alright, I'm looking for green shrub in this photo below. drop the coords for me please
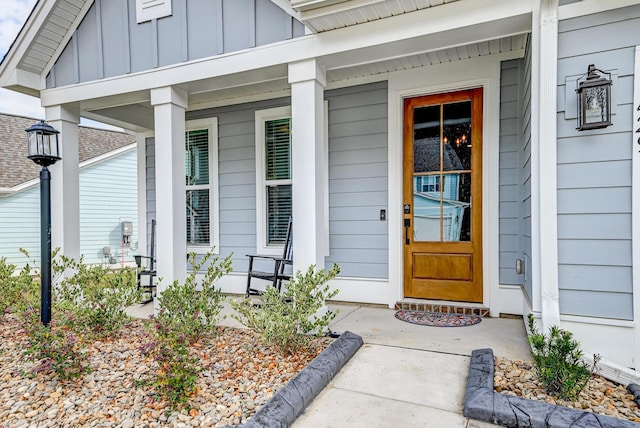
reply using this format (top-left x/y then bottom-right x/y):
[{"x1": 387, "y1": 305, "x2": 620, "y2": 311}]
[
  {"x1": 0, "y1": 256, "x2": 39, "y2": 314},
  {"x1": 231, "y1": 264, "x2": 340, "y2": 355},
  {"x1": 52, "y1": 253, "x2": 140, "y2": 338},
  {"x1": 527, "y1": 314, "x2": 599, "y2": 400},
  {"x1": 22, "y1": 310, "x2": 90, "y2": 380},
  {"x1": 140, "y1": 320, "x2": 202, "y2": 409},
  {"x1": 140, "y1": 251, "x2": 230, "y2": 408},
  {"x1": 155, "y1": 251, "x2": 232, "y2": 343}
]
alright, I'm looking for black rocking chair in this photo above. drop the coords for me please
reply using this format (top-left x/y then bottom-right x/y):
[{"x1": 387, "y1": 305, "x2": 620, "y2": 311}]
[
  {"x1": 245, "y1": 218, "x2": 293, "y2": 297},
  {"x1": 134, "y1": 219, "x2": 157, "y2": 304}
]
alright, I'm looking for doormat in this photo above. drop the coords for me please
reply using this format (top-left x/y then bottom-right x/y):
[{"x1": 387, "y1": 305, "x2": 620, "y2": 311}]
[{"x1": 394, "y1": 310, "x2": 482, "y2": 327}]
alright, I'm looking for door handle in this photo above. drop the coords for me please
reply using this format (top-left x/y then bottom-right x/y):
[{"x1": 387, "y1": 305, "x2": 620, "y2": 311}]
[{"x1": 404, "y1": 218, "x2": 410, "y2": 245}]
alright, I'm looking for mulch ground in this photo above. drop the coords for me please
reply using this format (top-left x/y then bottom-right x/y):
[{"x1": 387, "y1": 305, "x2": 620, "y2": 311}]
[
  {"x1": 494, "y1": 355, "x2": 640, "y2": 423},
  {"x1": 0, "y1": 314, "x2": 331, "y2": 427}
]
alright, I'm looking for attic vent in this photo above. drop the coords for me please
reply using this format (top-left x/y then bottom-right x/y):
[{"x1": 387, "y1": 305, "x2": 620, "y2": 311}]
[{"x1": 136, "y1": 0, "x2": 172, "y2": 23}]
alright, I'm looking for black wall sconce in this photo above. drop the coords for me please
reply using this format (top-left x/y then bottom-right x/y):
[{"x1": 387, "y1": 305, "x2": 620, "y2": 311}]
[{"x1": 576, "y1": 64, "x2": 612, "y2": 131}]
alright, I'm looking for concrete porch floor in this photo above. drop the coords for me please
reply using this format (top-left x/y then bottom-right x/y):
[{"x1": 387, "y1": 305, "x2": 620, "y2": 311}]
[{"x1": 126, "y1": 301, "x2": 531, "y2": 427}]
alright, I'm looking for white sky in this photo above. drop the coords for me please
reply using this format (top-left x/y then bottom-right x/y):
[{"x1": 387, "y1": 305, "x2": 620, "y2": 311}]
[{"x1": 0, "y1": 0, "x2": 120, "y2": 130}]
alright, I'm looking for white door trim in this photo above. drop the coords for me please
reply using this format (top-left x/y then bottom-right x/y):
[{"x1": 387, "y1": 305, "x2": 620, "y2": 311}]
[
  {"x1": 388, "y1": 54, "x2": 506, "y2": 314},
  {"x1": 632, "y1": 45, "x2": 640, "y2": 371}
]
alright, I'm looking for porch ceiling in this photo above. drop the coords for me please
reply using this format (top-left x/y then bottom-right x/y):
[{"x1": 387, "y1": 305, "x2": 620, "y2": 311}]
[
  {"x1": 81, "y1": 33, "x2": 526, "y2": 132},
  {"x1": 290, "y1": 0, "x2": 461, "y2": 33}
]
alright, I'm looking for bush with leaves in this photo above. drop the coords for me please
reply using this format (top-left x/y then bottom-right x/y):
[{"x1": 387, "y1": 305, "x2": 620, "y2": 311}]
[
  {"x1": 51, "y1": 252, "x2": 140, "y2": 338},
  {"x1": 0, "y1": 255, "x2": 39, "y2": 314},
  {"x1": 22, "y1": 310, "x2": 90, "y2": 380},
  {"x1": 140, "y1": 251, "x2": 230, "y2": 408},
  {"x1": 155, "y1": 252, "x2": 232, "y2": 343},
  {"x1": 527, "y1": 314, "x2": 599, "y2": 400},
  {"x1": 140, "y1": 319, "x2": 202, "y2": 409},
  {"x1": 231, "y1": 264, "x2": 340, "y2": 355}
]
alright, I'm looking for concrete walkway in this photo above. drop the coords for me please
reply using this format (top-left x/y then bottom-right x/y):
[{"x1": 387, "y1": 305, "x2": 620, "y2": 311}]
[
  {"x1": 127, "y1": 301, "x2": 531, "y2": 427},
  {"x1": 293, "y1": 304, "x2": 531, "y2": 428}
]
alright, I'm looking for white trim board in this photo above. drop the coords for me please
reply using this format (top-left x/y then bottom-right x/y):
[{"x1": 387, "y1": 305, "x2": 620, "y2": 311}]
[
  {"x1": 136, "y1": 133, "x2": 150, "y2": 255},
  {"x1": 632, "y1": 45, "x2": 640, "y2": 371}
]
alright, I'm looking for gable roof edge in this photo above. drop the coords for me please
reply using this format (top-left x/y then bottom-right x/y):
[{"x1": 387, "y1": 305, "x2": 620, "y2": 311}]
[
  {"x1": 0, "y1": 0, "x2": 94, "y2": 95},
  {"x1": 0, "y1": 142, "x2": 136, "y2": 197}
]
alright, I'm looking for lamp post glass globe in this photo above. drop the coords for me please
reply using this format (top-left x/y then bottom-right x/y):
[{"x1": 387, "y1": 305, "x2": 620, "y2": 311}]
[{"x1": 26, "y1": 120, "x2": 61, "y2": 167}]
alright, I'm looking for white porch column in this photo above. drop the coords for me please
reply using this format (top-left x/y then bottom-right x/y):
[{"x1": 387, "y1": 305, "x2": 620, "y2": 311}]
[
  {"x1": 150, "y1": 86, "x2": 187, "y2": 293},
  {"x1": 531, "y1": 0, "x2": 561, "y2": 332},
  {"x1": 288, "y1": 59, "x2": 326, "y2": 272},
  {"x1": 45, "y1": 105, "x2": 80, "y2": 261}
]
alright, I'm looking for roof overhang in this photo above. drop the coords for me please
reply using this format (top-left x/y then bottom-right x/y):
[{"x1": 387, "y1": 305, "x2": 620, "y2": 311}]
[
  {"x1": 2, "y1": 0, "x2": 531, "y2": 131},
  {"x1": 290, "y1": 0, "x2": 461, "y2": 33},
  {"x1": 0, "y1": 0, "x2": 93, "y2": 96}
]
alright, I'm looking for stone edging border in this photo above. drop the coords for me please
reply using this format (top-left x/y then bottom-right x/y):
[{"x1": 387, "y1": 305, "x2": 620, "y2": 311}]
[
  {"x1": 463, "y1": 348, "x2": 640, "y2": 428},
  {"x1": 237, "y1": 331, "x2": 364, "y2": 428}
]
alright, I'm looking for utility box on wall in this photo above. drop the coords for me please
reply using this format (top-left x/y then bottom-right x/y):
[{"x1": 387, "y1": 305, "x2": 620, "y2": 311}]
[
  {"x1": 121, "y1": 220, "x2": 133, "y2": 238},
  {"x1": 121, "y1": 220, "x2": 133, "y2": 247}
]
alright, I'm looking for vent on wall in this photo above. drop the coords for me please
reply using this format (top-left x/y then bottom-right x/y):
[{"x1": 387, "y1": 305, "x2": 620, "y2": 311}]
[{"x1": 136, "y1": 0, "x2": 172, "y2": 24}]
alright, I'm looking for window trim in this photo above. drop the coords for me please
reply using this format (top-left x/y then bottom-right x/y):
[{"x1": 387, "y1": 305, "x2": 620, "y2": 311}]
[
  {"x1": 255, "y1": 106, "x2": 292, "y2": 255},
  {"x1": 186, "y1": 118, "x2": 219, "y2": 254}
]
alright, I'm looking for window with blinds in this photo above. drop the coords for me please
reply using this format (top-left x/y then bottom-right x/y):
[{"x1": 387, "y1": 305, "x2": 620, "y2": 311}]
[
  {"x1": 264, "y1": 118, "x2": 292, "y2": 245},
  {"x1": 185, "y1": 129, "x2": 210, "y2": 246}
]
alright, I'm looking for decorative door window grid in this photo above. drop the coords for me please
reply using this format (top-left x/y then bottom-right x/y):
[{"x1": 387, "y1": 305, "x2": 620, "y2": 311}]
[{"x1": 412, "y1": 101, "x2": 472, "y2": 242}]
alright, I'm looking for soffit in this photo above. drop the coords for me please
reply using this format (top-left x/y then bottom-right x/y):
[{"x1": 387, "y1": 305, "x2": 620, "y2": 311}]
[
  {"x1": 290, "y1": 0, "x2": 461, "y2": 33},
  {"x1": 18, "y1": 0, "x2": 90, "y2": 75},
  {"x1": 82, "y1": 33, "x2": 526, "y2": 131},
  {"x1": 327, "y1": 34, "x2": 527, "y2": 81}
]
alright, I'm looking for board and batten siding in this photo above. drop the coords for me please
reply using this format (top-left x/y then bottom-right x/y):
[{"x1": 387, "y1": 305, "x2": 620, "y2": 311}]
[
  {"x1": 0, "y1": 148, "x2": 138, "y2": 267},
  {"x1": 46, "y1": 0, "x2": 305, "y2": 88},
  {"x1": 325, "y1": 82, "x2": 389, "y2": 278},
  {"x1": 555, "y1": 5, "x2": 640, "y2": 320},
  {"x1": 143, "y1": 82, "x2": 388, "y2": 278}
]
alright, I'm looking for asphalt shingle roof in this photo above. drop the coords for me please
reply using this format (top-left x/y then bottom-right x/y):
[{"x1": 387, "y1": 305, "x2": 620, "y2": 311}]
[{"x1": 0, "y1": 113, "x2": 136, "y2": 189}]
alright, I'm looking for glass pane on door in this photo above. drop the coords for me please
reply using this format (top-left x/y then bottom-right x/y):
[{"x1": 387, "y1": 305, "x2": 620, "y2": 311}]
[{"x1": 412, "y1": 101, "x2": 472, "y2": 242}]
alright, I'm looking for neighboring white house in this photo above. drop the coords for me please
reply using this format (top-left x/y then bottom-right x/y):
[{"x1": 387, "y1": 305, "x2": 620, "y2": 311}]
[
  {"x1": 0, "y1": 113, "x2": 138, "y2": 267},
  {"x1": 1, "y1": 0, "x2": 640, "y2": 382}
]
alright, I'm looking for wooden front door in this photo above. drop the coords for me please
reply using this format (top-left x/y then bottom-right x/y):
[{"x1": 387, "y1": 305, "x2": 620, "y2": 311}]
[{"x1": 403, "y1": 88, "x2": 483, "y2": 302}]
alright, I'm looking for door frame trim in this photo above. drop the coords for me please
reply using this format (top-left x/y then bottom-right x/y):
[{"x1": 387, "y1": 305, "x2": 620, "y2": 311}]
[{"x1": 387, "y1": 55, "x2": 505, "y2": 316}]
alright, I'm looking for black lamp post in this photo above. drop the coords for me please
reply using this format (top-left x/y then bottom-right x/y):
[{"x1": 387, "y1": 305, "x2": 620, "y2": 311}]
[{"x1": 25, "y1": 120, "x2": 61, "y2": 326}]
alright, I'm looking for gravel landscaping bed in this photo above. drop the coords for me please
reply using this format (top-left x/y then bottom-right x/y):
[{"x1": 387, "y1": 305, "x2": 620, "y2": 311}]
[
  {"x1": 0, "y1": 314, "x2": 332, "y2": 428},
  {"x1": 494, "y1": 355, "x2": 640, "y2": 424}
]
